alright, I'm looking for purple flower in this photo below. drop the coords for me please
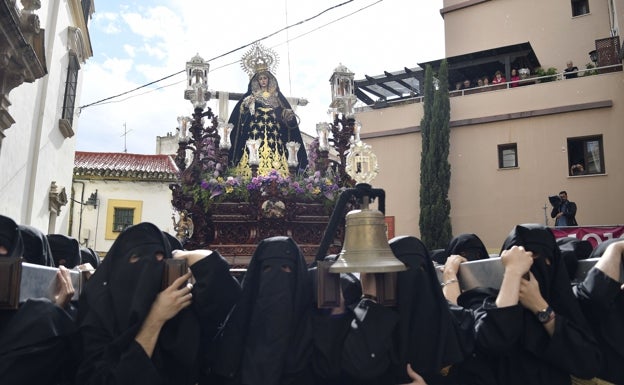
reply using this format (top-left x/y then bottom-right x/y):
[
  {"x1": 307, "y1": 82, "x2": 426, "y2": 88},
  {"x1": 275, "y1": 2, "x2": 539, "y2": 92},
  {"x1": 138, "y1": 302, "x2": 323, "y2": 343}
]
[{"x1": 210, "y1": 187, "x2": 223, "y2": 199}]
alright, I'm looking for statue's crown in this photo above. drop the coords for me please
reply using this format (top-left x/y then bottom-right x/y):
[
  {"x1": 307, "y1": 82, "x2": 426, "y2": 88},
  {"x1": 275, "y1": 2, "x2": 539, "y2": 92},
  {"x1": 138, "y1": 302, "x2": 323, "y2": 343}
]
[{"x1": 241, "y1": 43, "x2": 279, "y2": 78}]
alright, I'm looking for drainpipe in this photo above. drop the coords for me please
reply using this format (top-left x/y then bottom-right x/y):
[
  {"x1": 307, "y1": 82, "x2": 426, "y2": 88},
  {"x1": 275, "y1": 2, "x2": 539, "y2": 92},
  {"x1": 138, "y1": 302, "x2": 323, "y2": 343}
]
[
  {"x1": 69, "y1": 181, "x2": 86, "y2": 239},
  {"x1": 607, "y1": 0, "x2": 617, "y2": 37}
]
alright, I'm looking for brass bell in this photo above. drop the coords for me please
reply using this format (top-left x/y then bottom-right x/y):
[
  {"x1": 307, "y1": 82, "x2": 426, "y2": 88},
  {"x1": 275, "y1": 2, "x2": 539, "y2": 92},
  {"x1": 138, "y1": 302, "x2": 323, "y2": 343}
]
[{"x1": 329, "y1": 207, "x2": 407, "y2": 273}]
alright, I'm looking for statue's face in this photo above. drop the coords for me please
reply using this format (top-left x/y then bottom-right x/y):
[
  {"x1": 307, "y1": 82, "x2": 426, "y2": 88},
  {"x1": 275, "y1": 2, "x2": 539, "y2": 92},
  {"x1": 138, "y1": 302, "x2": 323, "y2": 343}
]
[{"x1": 258, "y1": 74, "x2": 269, "y2": 88}]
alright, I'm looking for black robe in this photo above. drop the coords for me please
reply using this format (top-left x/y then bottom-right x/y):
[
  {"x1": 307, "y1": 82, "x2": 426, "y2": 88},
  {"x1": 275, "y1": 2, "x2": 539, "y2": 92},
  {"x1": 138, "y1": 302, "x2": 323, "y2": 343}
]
[
  {"x1": 457, "y1": 224, "x2": 601, "y2": 385},
  {"x1": 574, "y1": 263, "x2": 624, "y2": 384},
  {"x1": 316, "y1": 236, "x2": 472, "y2": 384},
  {"x1": 308, "y1": 254, "x2": 363, "y2": 385},
  {"x1": 76, "y1": 222, "x2": 241, "y2": 385},
  {"x1": 212, "y1": 236, "x2": 314, "y2": 385},
  {"x1": 0, "y1": 216, "x2": 79, "y2": 385}
]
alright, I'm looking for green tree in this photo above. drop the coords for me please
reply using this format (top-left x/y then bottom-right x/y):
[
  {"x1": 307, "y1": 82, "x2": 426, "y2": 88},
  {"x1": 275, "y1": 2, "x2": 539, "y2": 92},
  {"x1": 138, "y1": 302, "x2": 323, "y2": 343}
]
[{"x1": 419, "y1": 60, "x2": 452, "y2": 249}]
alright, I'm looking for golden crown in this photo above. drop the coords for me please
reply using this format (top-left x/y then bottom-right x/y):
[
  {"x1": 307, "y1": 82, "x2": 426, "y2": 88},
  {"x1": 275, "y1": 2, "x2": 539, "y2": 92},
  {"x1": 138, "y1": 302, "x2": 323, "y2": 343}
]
[{"x1": 240, "y1": 43, "x2": 279, "y2": 78}]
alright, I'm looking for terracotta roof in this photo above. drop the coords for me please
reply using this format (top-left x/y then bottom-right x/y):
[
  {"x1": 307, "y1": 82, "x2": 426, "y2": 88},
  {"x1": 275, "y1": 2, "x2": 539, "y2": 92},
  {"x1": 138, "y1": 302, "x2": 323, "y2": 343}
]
[{"x1": 74, "y1": 151, "x2": 179, "y2": 181}]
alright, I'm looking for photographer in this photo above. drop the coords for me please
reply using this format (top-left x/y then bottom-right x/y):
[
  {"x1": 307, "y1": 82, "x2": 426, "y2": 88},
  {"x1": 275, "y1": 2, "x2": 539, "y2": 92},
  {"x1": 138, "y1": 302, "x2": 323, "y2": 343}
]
[{"x1": 550, "y1": 191, "x2": 578, "y2": 227}]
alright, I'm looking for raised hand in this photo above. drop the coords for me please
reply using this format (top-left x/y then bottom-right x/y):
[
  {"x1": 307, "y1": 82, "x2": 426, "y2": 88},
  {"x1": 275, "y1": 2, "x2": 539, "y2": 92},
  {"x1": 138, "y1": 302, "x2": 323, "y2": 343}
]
[
  {"x1": 149, "y1": 271, "x2": 194, "y2": 324},
  {"x1": 135, "y1": 271, "x2": 193, "y2": 357}
]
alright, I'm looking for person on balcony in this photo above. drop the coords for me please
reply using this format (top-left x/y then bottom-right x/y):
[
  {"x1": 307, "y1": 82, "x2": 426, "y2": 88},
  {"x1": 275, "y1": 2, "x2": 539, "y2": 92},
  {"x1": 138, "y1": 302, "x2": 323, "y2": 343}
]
[
  {"x1": 550, "y1": 190, "x2": 578, "y2": 227},
  {"x1": 510, "y1": 68, "x2": 520, "y2": 87},
  {"x1": 564, "y1": 61, "x2": 579, "y2": 79},
  {"x1": 491, "y1": 70, "x2": 506, "y2": 85}
]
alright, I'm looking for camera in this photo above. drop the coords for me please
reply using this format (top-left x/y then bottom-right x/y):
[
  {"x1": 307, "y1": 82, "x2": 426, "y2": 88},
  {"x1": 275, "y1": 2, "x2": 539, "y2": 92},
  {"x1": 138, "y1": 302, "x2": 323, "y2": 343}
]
[{"x1": 548, "y1": 195, "x2": 562, "y2": 207}]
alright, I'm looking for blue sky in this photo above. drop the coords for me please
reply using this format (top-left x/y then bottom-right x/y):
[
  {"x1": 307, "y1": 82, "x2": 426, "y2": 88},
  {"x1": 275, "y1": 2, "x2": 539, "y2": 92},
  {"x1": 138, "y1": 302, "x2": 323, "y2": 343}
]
[{"x1": 76, "y1": 0, "x2": 445, "y2": 154}]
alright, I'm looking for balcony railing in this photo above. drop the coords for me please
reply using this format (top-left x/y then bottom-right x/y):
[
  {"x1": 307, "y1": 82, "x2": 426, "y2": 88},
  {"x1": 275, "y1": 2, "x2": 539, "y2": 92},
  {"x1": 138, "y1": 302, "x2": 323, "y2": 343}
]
[{"x1": 450, "y1": 63, "x2": 623, "y2": 97}]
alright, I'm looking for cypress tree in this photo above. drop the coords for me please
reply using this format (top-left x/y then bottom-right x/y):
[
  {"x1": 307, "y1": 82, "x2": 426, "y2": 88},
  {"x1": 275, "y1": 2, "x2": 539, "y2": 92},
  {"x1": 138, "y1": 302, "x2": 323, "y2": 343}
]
[{"x1": 419, "y1": 60, "x2": 452, "y2": 249}]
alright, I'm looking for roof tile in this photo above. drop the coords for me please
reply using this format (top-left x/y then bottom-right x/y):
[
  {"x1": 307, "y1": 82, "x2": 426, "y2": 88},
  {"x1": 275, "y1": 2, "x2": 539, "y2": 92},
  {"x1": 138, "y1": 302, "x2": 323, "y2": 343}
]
[{"x1": 74, "y1": 151, "x2": 179, "y2": 181}]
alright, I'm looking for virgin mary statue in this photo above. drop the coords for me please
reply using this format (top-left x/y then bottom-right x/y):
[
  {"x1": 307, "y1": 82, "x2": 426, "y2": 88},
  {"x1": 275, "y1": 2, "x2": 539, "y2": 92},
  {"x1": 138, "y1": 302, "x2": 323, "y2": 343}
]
[{"x1": 228, "y1": 43, "x2": 308, "y2": 176}]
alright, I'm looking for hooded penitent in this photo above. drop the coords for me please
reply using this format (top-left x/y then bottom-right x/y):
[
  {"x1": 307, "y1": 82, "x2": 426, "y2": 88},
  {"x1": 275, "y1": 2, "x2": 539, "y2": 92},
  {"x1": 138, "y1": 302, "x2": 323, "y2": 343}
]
[
  {"x1": 47, "y1": 234, "x2": 82, "y2": 268},
  {"x1": 0, "y1": 214, "x2": 23, "y2": 259},
  {"x1": 501, "y1": 224, "x2": 572, "y2": 305},
  {"x1": 0, "y1": 218, "x2": 78, "y2": 384},
  {"x1": 556, "y1": 236, "x2": 593, "y2": 281},
  {"x1": 213, "y1": 236, "x2": 313, "y2": 385},
  {"x1": 484, "y1": 223, "x2": 601, "y2": 383},
  {"x1": 77, "y1": 222, "x2": 203, "y2": 385},
  {"x1": 446, "y1": 233, "x2": 490, "y2": 262},
  {"x1": 17, "y1": 225, "x2": 54, "y2": 267},
  {"x1": 390, "y1": 236, "x2": 469, "y2": 382},
  {"x1": 575, "y1": 237, "x2": 624, "y2": 384},
  {"x1": 79, "y1": 246, "x2": 100, "y2": 269}
]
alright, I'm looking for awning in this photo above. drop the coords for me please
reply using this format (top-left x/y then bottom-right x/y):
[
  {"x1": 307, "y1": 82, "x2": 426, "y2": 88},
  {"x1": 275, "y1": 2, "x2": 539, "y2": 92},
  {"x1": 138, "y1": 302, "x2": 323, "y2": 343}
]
[
  {"x1": 418, "y1": 42, "x2": 541, "y2": 86},
  {"x1": 354, "y1": 67, "x2": 425, "y2": 106}
]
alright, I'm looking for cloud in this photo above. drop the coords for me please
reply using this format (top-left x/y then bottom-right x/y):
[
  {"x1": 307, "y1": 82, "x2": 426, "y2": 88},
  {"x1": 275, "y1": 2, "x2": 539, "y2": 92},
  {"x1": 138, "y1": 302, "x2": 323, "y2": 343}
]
[
  {"x1": 92, "y1": 12, "x2": 122, "y2": 34},
  {"x1": 77, "y1": 0, "x2": 446, "y2": 155},
  {"x1": 100, "y1": 57, "x2": 133, "y2": 78},
  {"x1": 123, "y1": 44, "x2": 136, "y2": 58},
  {"x1": 141, "y1": 43, "x2": 167, "y2": 60}
]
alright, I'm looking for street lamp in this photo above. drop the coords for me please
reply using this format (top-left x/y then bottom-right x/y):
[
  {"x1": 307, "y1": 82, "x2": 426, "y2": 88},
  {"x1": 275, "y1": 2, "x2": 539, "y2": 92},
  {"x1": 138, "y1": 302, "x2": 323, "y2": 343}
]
[{"x1": 589, "y1": 50, "x2": 598, "y2": 65}]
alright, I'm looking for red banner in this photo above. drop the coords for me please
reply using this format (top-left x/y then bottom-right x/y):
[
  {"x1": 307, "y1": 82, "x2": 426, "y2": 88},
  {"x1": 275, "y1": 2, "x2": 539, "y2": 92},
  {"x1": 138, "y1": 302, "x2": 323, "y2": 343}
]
[{"x1": 551, "y1": 226, "x2": 624, "y2": 248}]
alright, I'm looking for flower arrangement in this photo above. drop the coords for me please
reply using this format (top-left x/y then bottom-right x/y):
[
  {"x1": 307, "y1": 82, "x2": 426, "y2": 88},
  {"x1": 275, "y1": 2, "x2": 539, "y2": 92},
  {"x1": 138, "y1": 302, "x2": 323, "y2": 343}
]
[{"x1": 193, "y1": 168, "x2": 344, "y2": 211}]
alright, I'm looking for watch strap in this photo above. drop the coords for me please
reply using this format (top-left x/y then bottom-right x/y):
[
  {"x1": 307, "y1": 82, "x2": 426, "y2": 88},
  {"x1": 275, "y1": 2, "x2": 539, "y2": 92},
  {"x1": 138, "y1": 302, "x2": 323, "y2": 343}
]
[{"x1": 537, "y1": 306, "x2": 555, "y2": 323}]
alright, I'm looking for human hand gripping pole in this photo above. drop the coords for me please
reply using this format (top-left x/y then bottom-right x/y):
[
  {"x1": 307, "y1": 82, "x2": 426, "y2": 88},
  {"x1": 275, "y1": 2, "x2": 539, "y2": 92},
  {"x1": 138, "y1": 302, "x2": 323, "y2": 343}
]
[{"x1": 135, "y1": 271, "x2": 193, "y2": 357}]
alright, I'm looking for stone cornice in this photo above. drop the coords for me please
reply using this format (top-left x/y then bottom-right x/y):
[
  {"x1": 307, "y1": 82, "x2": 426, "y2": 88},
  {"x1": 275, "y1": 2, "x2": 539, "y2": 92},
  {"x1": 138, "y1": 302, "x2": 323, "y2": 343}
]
[
  {"x1": 68, "y1": 0, "x2": 93, "y2": 59},
  {"x1": 0, "y1": 0, "x2": 47, "y2": 131}
]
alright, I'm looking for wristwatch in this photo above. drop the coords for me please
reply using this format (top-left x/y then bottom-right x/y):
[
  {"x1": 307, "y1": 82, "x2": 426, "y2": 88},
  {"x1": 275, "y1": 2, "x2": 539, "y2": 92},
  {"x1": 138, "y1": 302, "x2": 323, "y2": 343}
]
[{"x1": 536, "y1": 306, "x2": 555, "y2": 323}]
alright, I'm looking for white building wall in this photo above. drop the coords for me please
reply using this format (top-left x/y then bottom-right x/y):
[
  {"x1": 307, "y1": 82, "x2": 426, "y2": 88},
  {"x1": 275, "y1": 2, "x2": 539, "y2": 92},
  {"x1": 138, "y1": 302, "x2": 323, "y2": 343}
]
[
  {"x1": 70, "y1": 179, "x2": 176, "y2": 255},
  {"x1": 0, "y1": 1, "x2": 90, "y2": 234}
]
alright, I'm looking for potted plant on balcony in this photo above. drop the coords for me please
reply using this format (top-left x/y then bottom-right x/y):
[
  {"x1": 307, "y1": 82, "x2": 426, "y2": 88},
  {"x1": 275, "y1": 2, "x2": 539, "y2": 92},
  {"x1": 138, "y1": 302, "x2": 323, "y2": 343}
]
[
  {"x1": 535, "y1": 67, "x2": 558, "y2": 82},
  {"x1": 583, "y1": 63, "x2": 598, "y2": 76}
]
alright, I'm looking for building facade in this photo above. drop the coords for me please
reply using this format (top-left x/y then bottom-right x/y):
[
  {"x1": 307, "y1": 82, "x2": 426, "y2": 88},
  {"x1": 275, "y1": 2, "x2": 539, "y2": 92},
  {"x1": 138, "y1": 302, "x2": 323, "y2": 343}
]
[
  {"x1": 356, "y1": 0, "x2": 624, "y2": 250},
  {"x1": 0, "y1": 0, "x2": 94, "y2": 233},
  {"x1": 72, "y1": 151, "x2": 179, "y2": 255}
]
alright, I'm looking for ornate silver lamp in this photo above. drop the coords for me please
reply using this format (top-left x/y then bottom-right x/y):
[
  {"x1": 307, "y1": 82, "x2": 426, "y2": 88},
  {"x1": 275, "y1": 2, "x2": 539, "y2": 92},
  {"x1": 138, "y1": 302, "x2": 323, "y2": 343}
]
[
  {"x1": 217, "y1": 119, "x2": 233, "y2": 150},
  {"x1": 184, "y1": 54, "x2": 210, "y2": 110},
  {"x1": 329, "y1": 63, "x2": 357, "y2": 117}
]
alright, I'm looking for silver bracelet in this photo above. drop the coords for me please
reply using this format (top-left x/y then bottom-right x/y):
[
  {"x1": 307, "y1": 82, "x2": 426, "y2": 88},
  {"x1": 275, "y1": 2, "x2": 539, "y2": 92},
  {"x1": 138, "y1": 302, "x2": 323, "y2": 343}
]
[{"x1": 440, "y1": 278, "x2": 458, "y2": 287}]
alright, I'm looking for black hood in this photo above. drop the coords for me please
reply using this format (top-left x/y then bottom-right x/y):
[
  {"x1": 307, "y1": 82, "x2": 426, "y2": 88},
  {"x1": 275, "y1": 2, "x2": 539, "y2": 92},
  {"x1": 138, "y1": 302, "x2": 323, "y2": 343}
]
[
  {"x1": 47, "y1": 234, "x2": 82, "y2": 268},
  {"x1": 18, "y1": 225, "x2": 54, "y2": 266},
  {"x1": 0, "y1": 214, "x2": 24, "y2": 259}
]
